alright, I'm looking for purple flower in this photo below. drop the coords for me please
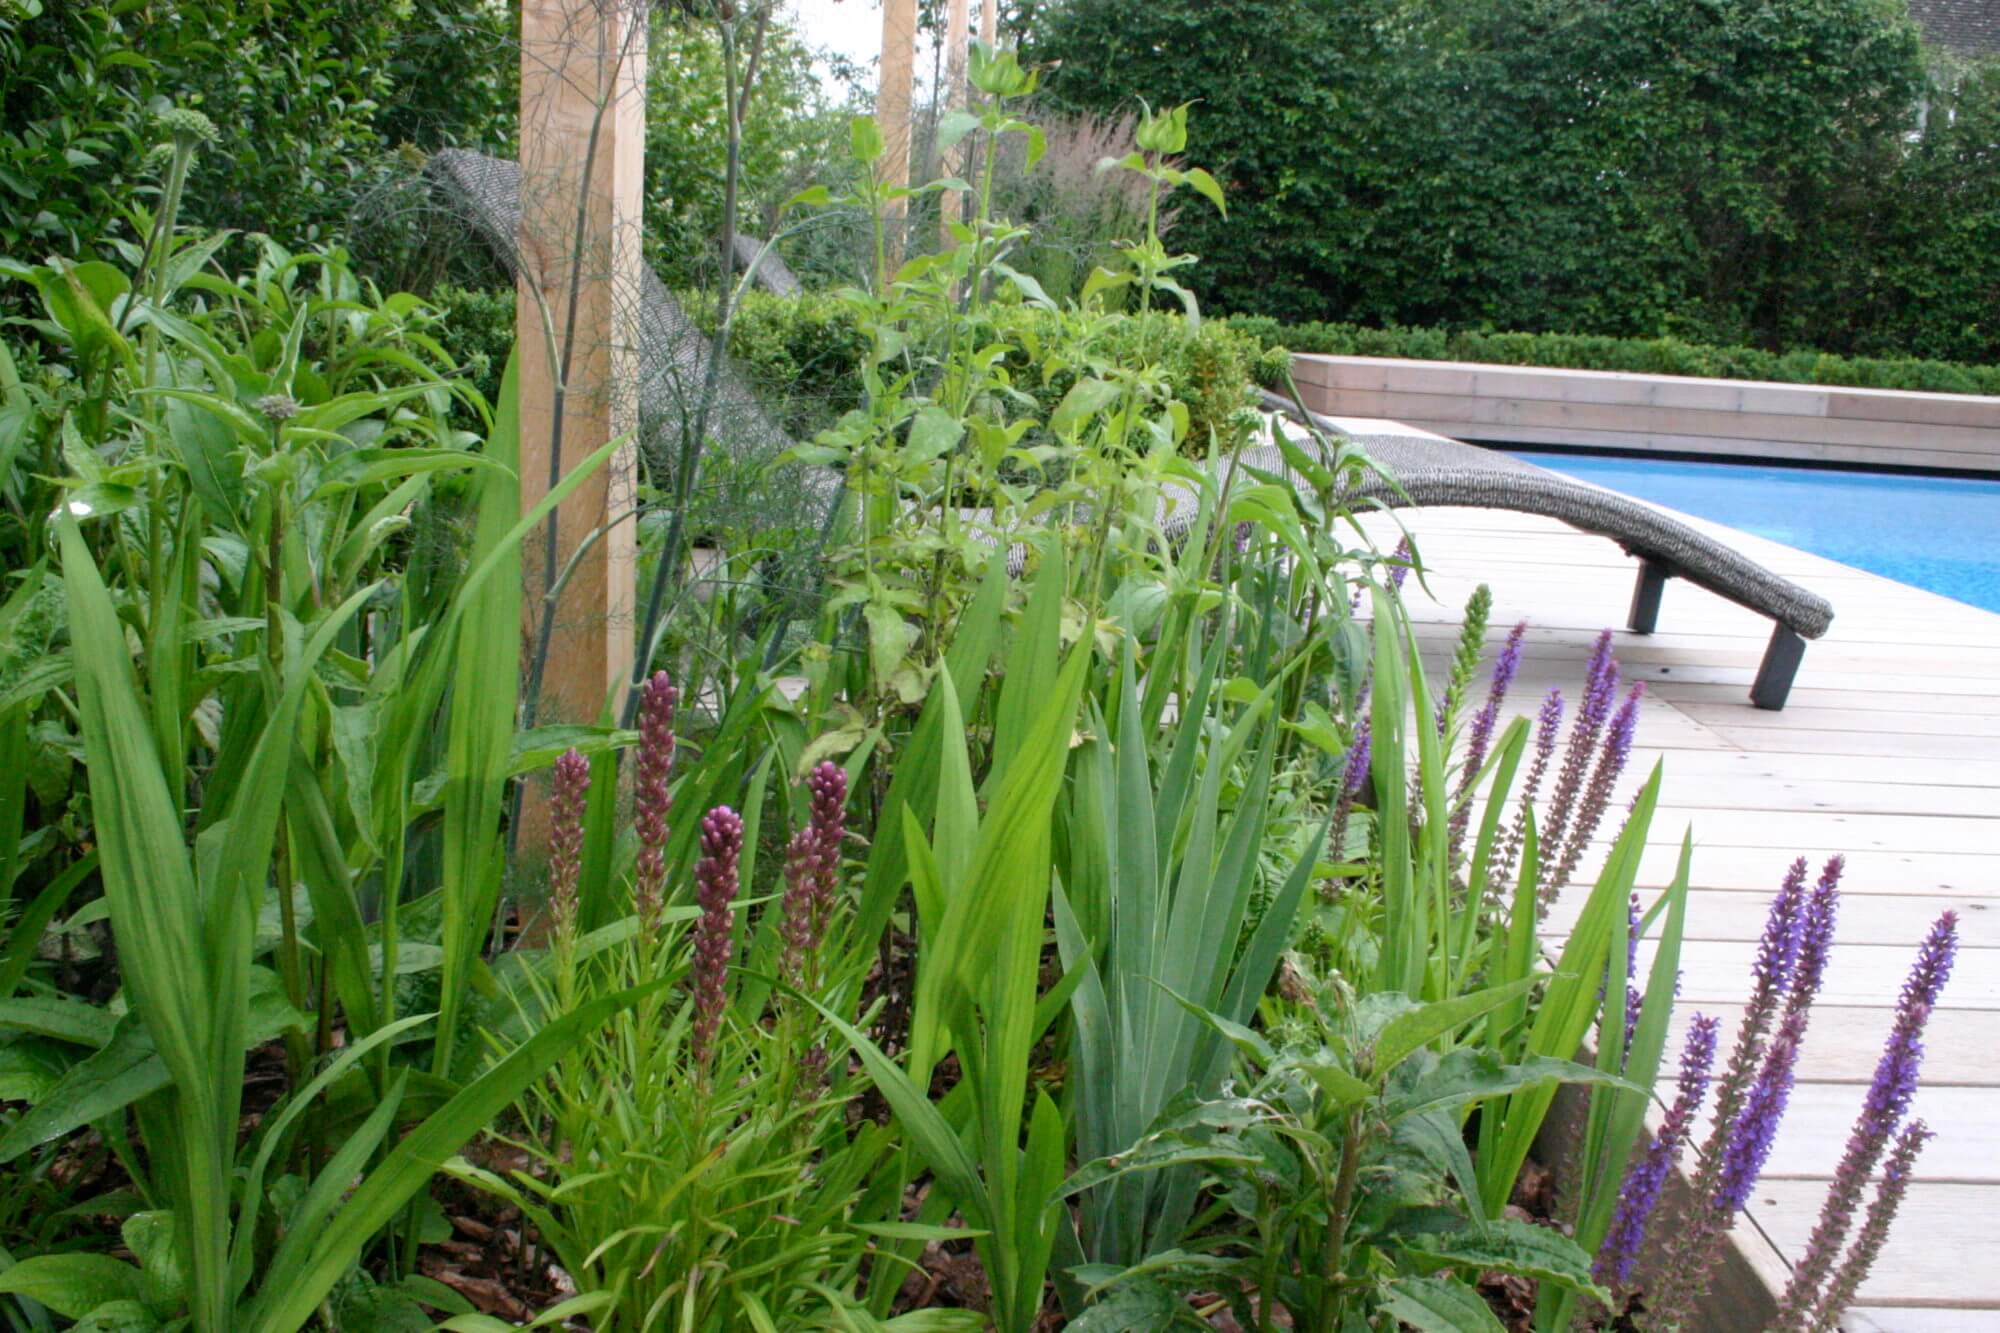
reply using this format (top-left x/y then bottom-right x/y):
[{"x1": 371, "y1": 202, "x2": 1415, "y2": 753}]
[
  {"x1": 805, "y1": 761, "x2": 848, "y2": 921},
  {"x1": 547, "y1": 748, "x2": 591, "y2": 936},
  {"x1": 1547, "y1": 681, "x2": 1644, "y2": 899},
  {"x1": 1775, "y1": 911, "x2": 1957, "y2": 1323},
  {"x1": 1329, "y1": 713, "x2": 1372, "y2": 858},
  {"x1": 690, "y1": 805, "x2": 744, "y2": 1072},
  {"x1": 1596, "y1": 1013, "x2": 1720, "y2": 1287},
  {"x1": 1785, "y1": 856, "x2": 1843, "y2": 1022},
  {"x1": 1449, "y1": 621, "x2": 1528, "y2": 859},
  {"x1": 1387, "y1": 536, "x2": 1413, "y2": 590},
  {"x1": 1542, "y1": 633, "x2": 1619, "y2": 889},
  {"x1": 1811, "y1": 1120, "x2": 1933, "y2": 1328},
  {"x1": 1493, "y1": 687, "x2": 1563, "y2": 891},
  {"x1": 633, "y1": 670, "x2": 679, "y2": 926},
  {"x1": 1656, "y1": 859, "x2": 1810, "y2": 1324},
  {"x1": 1715, "y1": 1006, "x2": 1808, "y2": 1214},
  {"x1": 781, "y1": 761, "x2": 849, "y2": 993}
]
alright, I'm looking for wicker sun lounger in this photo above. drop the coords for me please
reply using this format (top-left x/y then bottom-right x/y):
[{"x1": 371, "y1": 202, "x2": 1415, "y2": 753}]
[{"x1": 1256, "y1": 392, "x2": 1833, "y2": 710}]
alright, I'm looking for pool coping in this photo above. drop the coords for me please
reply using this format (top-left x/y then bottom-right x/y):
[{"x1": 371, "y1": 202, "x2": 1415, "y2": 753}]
[{"x1": 1292, "y1": 354, "x2": 2000, "y2": 476}]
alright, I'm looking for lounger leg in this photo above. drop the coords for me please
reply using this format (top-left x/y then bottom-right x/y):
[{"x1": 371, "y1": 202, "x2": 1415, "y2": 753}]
[
  {"x1": 1628, "y1": 559, "x2": 1669, "y2": 635},
  {"x1": 1751, "y1": 625, "x2": 1806, "y2": 711}
]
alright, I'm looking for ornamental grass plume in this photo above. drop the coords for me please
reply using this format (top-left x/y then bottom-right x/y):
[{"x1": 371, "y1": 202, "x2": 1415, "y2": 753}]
[
  {"x1": 1545, "y1": 681, "x2": 1644, "y2": 898},
  {"x1": 690, "y1": 805, "x2": 744, "y2": 1074},
  {"x1": 1539, "y1": 631, "x2": 1618, "y2": 886},
  {"x1": 1773, "y1": 910, "x2": 1958, "y2": 1330},
  {"x1": 1447, "y1": 619, "x2": 1526, "y2": 860},
  {"x1": 633, "y1": 670, "x2": 679, "y2": 926},
  {"x1": 547, "y1": 748, "x2": 591, "y2": 938},
  {"x1": 1492, "y1": 687, "x2": 1563, "y2": 889},
  {"x1": 1595, "y1": 1013, "x2": 1720, "y2": 1289}
]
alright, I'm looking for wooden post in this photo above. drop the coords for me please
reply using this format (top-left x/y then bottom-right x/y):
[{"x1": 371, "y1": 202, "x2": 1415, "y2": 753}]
[
  {"x1": 878, "y1": 0, "x2": 916, "y2": 265},
  {"x1": 939, "y1": 0, "x2": 971, "y2": 247},
  {"x1": 516, "y1": 0, "x2": 644, "y2": 736},
  {"x1": 981, "y1": 0, "x2": 996, "y2": 45}
]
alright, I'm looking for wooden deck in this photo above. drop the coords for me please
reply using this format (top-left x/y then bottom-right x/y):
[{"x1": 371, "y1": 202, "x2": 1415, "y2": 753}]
[{"x1": 1350, "y1": 450, "x2": 1999, "y2": 1329}]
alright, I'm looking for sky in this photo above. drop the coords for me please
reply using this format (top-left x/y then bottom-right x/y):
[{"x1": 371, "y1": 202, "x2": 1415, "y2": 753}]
[{"x1": 784, "y1": 0, "x2": 888, "y2": 92}]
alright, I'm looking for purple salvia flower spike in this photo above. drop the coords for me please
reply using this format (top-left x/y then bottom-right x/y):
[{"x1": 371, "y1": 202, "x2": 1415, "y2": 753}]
[
  {"x1": 1810, "y1": 1120, "x2": 1933, "y2": 1329},
  {"x1": 1655, "y1": 859, "x2": 1809, "y2": 1327},
  {"x1": 1387, "y1": 536, "x2": 1412, "y2": 591},
  {"x1": 1541, "y1": 632, "x2": 1618, "y2": 895},
  {"x1": 633, "y1": 670, "x2": 679, "y2": 927},
  {"x1": 1784, "y1": 855, "x2": 1843, "y2": 1023},
  {"x1": 1449, "y1": 621, "x2": 1527, "y2": 859},
  {"x1": 1328, "y1": 714, "x2": 1372, "y2": 861},
  {"x1": 1775, "y1": 911, "x2": 1957, "y2": 1327},
  {"x1": 1596, "y1": 1013, "x2": 1720, "y2": 1288},
  {"x1": 1715, "y1": 1006, "x2": 1808, "y2": 1214},
  {"x1": 547, "y1": 748, "x2": 591, "y2": 938},
  {"x1": 1547, "y1": 681, "x2": 1645, "y2": 900},
  {"x1": 1493, "y1": 687, "x2": 1563, "y2": 891},
  {"x1": 690, "y1": 805, "x2": 744, "y2": 1073}
]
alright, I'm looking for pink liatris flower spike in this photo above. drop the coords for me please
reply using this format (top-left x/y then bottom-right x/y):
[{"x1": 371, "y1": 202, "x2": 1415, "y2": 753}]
[
  {"x1": 782, "y1": 761, "x2": 849, "y2": 996},
  {"x1": 633, "y1": 670, "x2": 679, "y2": 926},
  {"x1": 548, "y1": 748, "x2": 591, "y2": 937},
  {"x1": 690, "y1": 805, "x2": 743, "y2": 1073}
]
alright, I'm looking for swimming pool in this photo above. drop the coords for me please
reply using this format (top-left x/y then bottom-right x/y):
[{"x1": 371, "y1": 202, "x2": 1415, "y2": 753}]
[{"x1": 1509, "y1": 450, "x2": 2000, "y2": 615}]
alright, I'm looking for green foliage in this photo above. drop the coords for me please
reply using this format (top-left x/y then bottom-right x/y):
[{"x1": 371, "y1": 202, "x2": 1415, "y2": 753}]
[
  {"x1": 0, "y1": 1, "x2": 513, "y2": 285},
  {"x1": 473, "y1": 834, "x2": 899, "y2": 1329},
  {"x1": 1062, "y1": 966, "x2": 1621, "y2": 1331},
  {"x1": 1030, "y1": 0, "x2": 2000, "y2": 363},
  {"x1": 642, "y1": 11, "x2": 844, "y2": 288},
  {"x1": 710, "y1": 288, "x2": 1284, "y2": 452},
  {"x1": 1229, "y1": 314, "x2": 2000, "y2": 397}
]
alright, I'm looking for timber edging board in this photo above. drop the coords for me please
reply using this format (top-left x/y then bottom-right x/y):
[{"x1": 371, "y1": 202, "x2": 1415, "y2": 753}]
[{"x1": 1291, "y1": 354, "x2": 2000, "y2": 474}]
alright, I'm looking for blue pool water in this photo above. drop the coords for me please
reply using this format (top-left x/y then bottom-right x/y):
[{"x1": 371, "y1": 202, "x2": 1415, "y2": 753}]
[{"x1": 1511, "y1": 451, "x2": 2000, "y2": 614}]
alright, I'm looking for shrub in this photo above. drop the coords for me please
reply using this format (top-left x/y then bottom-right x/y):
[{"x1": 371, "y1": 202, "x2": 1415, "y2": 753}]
[
  {"x1": 713, "y1": 289, "x2": 1284, "y2": 452},
  {"x1": 1232, "y1": 316, "x2": 2000, "y2": 398}
]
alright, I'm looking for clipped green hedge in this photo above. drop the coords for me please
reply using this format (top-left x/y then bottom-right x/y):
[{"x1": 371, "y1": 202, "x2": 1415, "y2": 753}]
[{"x1": 1227, "y1": 316, "x2": 2000, "y2": 398}]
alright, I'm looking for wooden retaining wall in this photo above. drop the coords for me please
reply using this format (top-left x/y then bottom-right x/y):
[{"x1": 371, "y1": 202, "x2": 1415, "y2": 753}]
[{"x1": 1291, "y1": 354, "x2": 2000, "y2": 474}]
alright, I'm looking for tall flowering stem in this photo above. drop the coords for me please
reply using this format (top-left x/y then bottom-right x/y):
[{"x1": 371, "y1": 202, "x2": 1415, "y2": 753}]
[
  {"x1": 1492, "y1": 687, "x2": 1562, "y2": 890},
  {"x1": 1328, "y1": 713, "x2": 1371, "y2": 861},
  {"x1": 1386, "y1": 536, "x2": 1413, "y2": 592},
  {"x1": 1546, "y1": 681, "x2": 1644, "y2": 899},
  {"x1": 1812, "y1": 1120, "x2": 1932, "y2": 1328},
  {"x1": 1774, "y1": 911, "x2": 1958, "y2": 1329},
  {"x1": 1540, "y1": 631, "x2": 1617, "y2": 886},
  {"x1": 1785, "y1": 856, "x2": 1843, "y2": 1023},
  {"x1": 781, "y1": 762, "x2": 849, "y2": 995},
  {"x1": 632, "y1": 670, "x2": 679, "y2": 928},
  {"x1": 1653, "y1": 860, "x2": 1807, "y2": 1327},
  {"x1": 1448, "y1": 620, "x2": 1525, "y2": 861},
  {"x1": 1714, "y1": 1005, "x2": 1808, "y2": 1214},
  {"x1": 1438, "y1": 584, "x2": 1495, "y2": 737},
  {"x1": 1595, "y1": 1013, "x2": 1720, "y2": 1289},
  {"x1": 690, "y1": 806, "x2": 744, "y2": 1076},
  {"x1": 548, "y1": 748, "x2": 591, "y2": 940}
]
